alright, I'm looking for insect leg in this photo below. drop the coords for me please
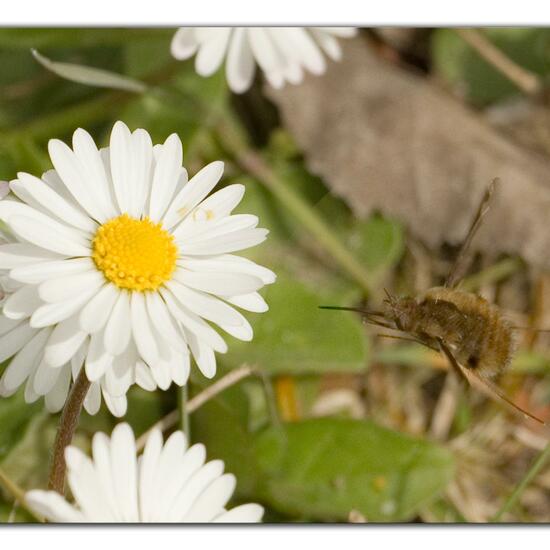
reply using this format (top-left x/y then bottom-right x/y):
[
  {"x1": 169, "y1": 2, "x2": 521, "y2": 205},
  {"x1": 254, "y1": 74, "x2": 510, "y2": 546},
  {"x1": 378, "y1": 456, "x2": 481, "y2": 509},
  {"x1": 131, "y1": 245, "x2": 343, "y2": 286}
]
[
  {"x1": 437, "y1": 338, "x2": 468, "y2": 383},
  {"x1": 444, "y1": 178, "x2": 498, "y2": 289},
  {"x1": 378, "y1": 333, "x2": 440, "y2": 351},
  {"x1": 437, "y1": 338, "x2": 545, "y2": 425}
]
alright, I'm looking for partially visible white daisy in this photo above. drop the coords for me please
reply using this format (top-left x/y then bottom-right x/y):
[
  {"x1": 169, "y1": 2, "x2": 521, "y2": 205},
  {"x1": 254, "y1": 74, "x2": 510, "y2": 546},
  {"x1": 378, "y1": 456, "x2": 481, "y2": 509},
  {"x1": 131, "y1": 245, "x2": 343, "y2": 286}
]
[
  {"x1": 26, "y1": 423, "x2": 263, "y2": 523},
  {"x1": 171, "y1": 27, "x2": 357, "y2": 93},
  {"x1": 0, "y1": 121, "x2": 274, "y2": 414}
]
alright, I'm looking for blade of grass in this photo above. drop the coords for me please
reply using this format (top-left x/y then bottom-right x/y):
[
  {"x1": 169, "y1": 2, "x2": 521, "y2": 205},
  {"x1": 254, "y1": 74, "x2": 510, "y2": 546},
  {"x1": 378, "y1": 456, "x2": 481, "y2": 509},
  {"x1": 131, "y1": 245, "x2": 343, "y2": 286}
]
[{"x1": 491, "y1": 439, "x2": 550, "y2": 522}]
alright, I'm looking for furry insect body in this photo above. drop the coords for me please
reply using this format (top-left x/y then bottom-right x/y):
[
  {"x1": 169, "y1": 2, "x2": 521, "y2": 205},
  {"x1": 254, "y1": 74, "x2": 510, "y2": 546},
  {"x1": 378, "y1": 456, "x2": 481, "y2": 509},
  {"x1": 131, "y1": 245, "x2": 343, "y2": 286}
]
[{"x1": 386, "y1": 287, "x2": 516, "y2": 380}]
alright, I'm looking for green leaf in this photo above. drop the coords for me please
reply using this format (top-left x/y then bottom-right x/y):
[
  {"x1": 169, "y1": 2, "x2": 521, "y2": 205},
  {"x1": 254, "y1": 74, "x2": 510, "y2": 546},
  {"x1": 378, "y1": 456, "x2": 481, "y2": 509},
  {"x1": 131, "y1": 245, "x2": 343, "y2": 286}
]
[
  {"x1": 0, "y1": 389, "x2": 41, "y2": 462},
  {"x1": 349, "y1": 215, "x2": 404, "y2": 289},
  {"x1": 0, "y1": 412, "x2": 57, "y2": 490},
  {"x1": 0, "y1": 28, "x2": 175, "y2": 49},
  {"x1": 190, "y1": 373, "x2": 261, "y2": 498},
  {"x1": 254, "y1": 418, "x2": 455, "y2": 522},
  {"x1": 432, "y1": 28, "x2": 550, "y2": 106},
  {"x1": 32, "y1": 49, "x2": 147, "y2": 93},
  {"x1": 123, "y1": 35, "x2": 174, "y2": 79},
  {"x1": 224, "y1": 273, "x2": 368, "y2": 375}
]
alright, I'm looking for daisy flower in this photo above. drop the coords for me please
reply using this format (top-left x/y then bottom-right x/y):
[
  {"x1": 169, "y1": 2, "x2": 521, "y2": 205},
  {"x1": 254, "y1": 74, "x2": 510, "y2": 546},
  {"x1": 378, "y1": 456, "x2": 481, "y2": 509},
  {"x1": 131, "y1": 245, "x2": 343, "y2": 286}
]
[
  {"x1": 0, "y1": 121, "x2": 274, "y2": 414},
  {"x1": 26, "y1": 423, "x2": 264, "y2": 522},
  {"x1": 171, "y1": 27, "x2": 357, "y2": 93},
  {"x1": 0, "y1": 210, "x2": 129, "y2": 416}
]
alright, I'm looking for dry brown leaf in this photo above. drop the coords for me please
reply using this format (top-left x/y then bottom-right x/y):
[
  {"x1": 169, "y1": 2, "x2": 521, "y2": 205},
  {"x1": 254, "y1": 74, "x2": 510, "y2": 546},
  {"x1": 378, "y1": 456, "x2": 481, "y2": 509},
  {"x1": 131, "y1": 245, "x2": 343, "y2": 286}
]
[{"x1": 267, "y1": 37, "x2": 550, "y2": 269}]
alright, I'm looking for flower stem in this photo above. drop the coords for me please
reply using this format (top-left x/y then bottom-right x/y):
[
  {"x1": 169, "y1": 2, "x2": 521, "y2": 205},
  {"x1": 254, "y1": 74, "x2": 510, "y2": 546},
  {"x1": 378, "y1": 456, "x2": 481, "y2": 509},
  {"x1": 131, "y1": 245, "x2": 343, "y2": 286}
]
[
  {"x1": 455, "y1": 28, "x2": 542, "y2": 97},
  {"x1": 178, "y1": 384, "x2": 191, "y2": 442},
  {"x1": 491, "y1": 439, "x2": 550, "y2": 522},
  {"x1": 0, "y1": 466, "x2": 45, "y2": 523},
  {"x1": 217, "y1": 115, "x2": 372, "y2": 297},
  {"x1": 48, "y1": 368, "x2": 91, "y2": 494},
  {"x1": 460, "y1": 257, "x2": 522, "y2": 292}
]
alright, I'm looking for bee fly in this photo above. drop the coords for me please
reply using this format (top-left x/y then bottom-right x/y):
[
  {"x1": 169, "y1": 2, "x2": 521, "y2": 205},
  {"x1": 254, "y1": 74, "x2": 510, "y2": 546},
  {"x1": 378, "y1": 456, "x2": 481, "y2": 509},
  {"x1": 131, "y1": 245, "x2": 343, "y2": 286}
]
[{"x1": 321, "y1": 179, "x2": 546, "y2": 424}]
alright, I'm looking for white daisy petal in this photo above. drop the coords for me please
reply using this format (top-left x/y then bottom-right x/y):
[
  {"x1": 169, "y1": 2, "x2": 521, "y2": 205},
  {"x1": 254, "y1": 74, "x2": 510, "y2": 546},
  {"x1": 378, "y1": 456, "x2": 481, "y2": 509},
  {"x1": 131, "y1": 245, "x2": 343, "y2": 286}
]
[
  {"x1": 44, "y1": 365, "x2": 72, "y2": 412},
  {"x1": 130, "y1": 292, "x2": 159, "y2": 367},
  {"x1": 182, "y1": 474, "x2": 236, "y2": 522},
  {"x1": 0, "y1": 201, "x2": 91, "y2": 256},
  {"x1": 83, "y1": 381, "x2": 101, "y2": 416},
  {"x1": 48, "y1": 138, "x2": 109, "y2": 222},
  {"x1": 167, "y1": 460, "x2": 225, "y2": 521},
  {"x1": 181, "y1": 227, "x2": 268, "y2": 255},
  {"x1": 184, "y1": 328, "x2": 217, "y2": 379},
  {"x1": 219, "y1": 316, "x2": 254, "y2": 342},
  {"x1": 65, "y1": 446, "x2": 113, "y2": 521},
  {"x1": 33, "y1": 358, "x2": 62, "y2": 395},
  {"x1": 144, "y1": 291, "x2": 186, "y2": 352},
  {"x1": 225, "y1": 292, "x2": 269, "y2": 313},
  {"x1": 174, "y1": 269, "x2": 264, "y2": 296},
  {"x1": 44, "y1": 315, "x2": 87, "y2": 368},
  {"x1": 26, "y1": 490, "x2": 84, "y2": 523},
  {"x1": 109, "y1": 121, "x2": 136, "y2": 215},
  {"x1": 103, "y1": 347, "x2": 134, "y2": 397},
  {"x1": 175, "y1": 213, "x2": 259, "y2": 243},
  {"x1": 135, "y1": 360, "x2": 157, "y2": 391},
  {"x1": 164, "y1": 161, "x2": 224, "y2": 230},
  {"x1": 160, "y1": 288, "x2": 227, "y2": 353},
  {"x1": 148, "y1": 134, "x2": 183, "y2": 222},
  {"x1": 103, "y1": 392, "x2": 127, "y2": 417},
  {"x1": 195, "y1": 28, "x2": 232, "y2": 76},
  {"x1": 0, "y1": 316, "x2": 23, "y2": 336},
  {"x1": 309, "y1": 27, "x2": 343, "y2": 61},
  {"x1": 103, "y1": 290, "x2": 132, "y2": 356},
  {"x1": 170, "y1": 28, "x2": 199, "y2": 59},
  {"x1": 30, "y1": 289, "x2": 96, "y2": 328},
  {"x1": 79, "y1": 283, "x2": 118, "y2": 334},
  {"x1": 9, "y1": 214, "x2": 91, "y2": 257},
  {"x1": 110, "y1": 423, "x2": 139, "y2": 521},
  {"x1": 165, "y1": 280, "x2": 244, "y2": 327},
  {"x1": 322, "y1": 27, "x2": 358, "y2": 38},
  {"x1": 85, "y1": 329, "x2": 114, "y2": 381},
  {"x1": 0, "y1": 327, "x2": 51, "y2": 393},
  {"x1": 131, "y1": 129, "x2": 154, "y2": 216},
  {"x1": 38, "y1": 270, "x2": 104, "y2": 304},
  {"x1": 226, "y1": 28, "x2": 256, "y2": 94},
  {"x1": 10, "y1": 258, "x2": 95, "y2": 285},
  {"x1": 90, "y1": 432, "x2": 120, "y2": 519},
  {"x1": 11, "y1": 172, "x2": 97, "y2": 232},
  {"x1": 72, "y1": 128, "x2": 118, "y2": 220},
  {"x1": 3, "y1": 285, "x2": 42, "y2": 319},
  {"x1": 181, "y1": 254, "x2": 276, "y2": 285},
  {"x1": 0, "y1": 243, "x2": 64, "y2": 269},
  {"x1": 0, "y1": 321, "x2": 38, "y2": 363},
  {"x1": 214, "y1": 503, "x2": 264, "y2": 523}
]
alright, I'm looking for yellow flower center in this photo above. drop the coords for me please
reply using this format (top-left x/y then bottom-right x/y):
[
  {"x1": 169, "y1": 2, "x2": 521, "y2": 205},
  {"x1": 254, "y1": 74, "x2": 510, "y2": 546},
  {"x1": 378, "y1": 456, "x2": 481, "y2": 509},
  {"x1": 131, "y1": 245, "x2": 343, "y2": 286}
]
[{"x1": 92, "y1": 214, "x2": 177, "y2": 292}]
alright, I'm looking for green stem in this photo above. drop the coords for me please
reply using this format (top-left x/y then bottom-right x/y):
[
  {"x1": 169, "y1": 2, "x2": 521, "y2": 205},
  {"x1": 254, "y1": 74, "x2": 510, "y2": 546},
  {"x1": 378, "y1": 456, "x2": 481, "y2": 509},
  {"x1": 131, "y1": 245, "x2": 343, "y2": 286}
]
[
  {"x1": 179, "y1": 384, "x2": 191, "y2": 442},
  {"x1": 491, "y1": 440, "x2": 550, "y2": 522},
  {"x1": 0, "y1": 466, "x2": 44, "y2": 523},
  {"x1": 218, "y1": 115, "x2": 372, "y2": 297},
  {"x1": 460, "y1": 257, "x2": 522, "y2": 292}
]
